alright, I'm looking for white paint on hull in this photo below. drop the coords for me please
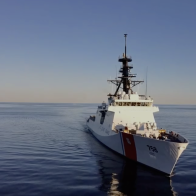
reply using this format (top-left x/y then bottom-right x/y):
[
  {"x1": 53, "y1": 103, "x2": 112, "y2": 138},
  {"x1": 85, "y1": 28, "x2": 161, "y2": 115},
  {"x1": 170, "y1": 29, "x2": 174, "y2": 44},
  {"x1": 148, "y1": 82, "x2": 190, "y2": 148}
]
[
  {"x1": 87, "y1": 122, "x2": 188, "y2": 174},
  {"x1": 133, "y1": 134, "x2": 188, "y2": 174},
  {"x1": 88, "y1": 123, "x2": 124, "y2": 155}
]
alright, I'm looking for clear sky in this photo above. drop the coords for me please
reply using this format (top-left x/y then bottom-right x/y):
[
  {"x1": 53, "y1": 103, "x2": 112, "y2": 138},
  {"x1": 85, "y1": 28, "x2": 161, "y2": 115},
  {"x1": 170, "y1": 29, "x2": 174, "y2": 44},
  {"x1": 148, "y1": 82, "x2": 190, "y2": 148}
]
[{"x1": 0, "y1": 0, "x2": 195, "y2": 104}]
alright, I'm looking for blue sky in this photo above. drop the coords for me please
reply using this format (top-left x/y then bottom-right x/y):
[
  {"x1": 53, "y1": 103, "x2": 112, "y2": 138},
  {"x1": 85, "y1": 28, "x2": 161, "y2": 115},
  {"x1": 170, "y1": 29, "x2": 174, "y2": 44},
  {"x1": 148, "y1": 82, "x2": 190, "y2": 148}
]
[{"x1": 0, "y1": 0, "x2": 195, "y2": 104}]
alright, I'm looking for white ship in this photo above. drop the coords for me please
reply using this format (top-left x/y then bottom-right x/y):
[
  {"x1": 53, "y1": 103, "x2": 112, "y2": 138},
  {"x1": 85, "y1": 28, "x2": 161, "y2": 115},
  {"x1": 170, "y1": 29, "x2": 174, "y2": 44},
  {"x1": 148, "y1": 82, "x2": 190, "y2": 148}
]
[{"x1": 87, "y1": 34, "x2": 188, "y2": 175}]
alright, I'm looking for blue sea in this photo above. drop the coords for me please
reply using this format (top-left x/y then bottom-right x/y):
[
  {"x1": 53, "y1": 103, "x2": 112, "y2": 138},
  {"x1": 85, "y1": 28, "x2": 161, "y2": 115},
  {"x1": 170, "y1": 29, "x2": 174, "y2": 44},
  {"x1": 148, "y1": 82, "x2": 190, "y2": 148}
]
[{"x1": 0, "y1": 103, "x2": 195, "y2": 196}]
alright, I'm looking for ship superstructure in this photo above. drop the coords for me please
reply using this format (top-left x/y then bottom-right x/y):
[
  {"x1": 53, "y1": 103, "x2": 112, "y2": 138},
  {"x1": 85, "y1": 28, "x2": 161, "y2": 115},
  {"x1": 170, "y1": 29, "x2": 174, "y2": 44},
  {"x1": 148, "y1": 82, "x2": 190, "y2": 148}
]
[{"x1": 86, "y1": 35, "x2": 188, "y2": 175}]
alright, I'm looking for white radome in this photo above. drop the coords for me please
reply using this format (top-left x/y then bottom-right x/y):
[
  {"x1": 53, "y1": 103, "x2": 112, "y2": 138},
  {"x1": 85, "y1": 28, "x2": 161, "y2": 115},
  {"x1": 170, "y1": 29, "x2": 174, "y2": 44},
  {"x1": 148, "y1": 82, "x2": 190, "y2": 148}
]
[{"x1": 86, "y1": 35, "x2": 188, "y2": 175}]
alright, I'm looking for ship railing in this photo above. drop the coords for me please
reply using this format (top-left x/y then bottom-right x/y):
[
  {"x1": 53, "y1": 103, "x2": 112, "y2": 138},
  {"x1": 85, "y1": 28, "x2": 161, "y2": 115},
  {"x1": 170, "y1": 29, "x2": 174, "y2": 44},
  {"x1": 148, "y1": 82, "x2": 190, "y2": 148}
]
[
  {"x1": 98, "y1": 105, "x2": 107, "y2": 110},
  {"x1": 139, "y1": 95, "x2": 153, "y2": 101},
  {"x1": 118, "y1": 55, "x2": 132, "y2": 59}
]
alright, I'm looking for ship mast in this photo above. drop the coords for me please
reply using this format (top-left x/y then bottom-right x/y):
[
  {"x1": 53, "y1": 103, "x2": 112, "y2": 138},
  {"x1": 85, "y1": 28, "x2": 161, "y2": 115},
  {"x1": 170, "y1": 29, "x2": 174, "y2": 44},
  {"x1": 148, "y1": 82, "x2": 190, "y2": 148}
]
[{"x1": 108, "y1": 34, "x2": 143, "y2": 97}]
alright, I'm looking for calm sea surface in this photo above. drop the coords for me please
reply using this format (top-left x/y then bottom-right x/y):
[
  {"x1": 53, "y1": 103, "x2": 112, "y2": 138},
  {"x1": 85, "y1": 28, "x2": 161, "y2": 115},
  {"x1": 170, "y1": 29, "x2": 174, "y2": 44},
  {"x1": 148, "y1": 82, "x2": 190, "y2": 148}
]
[{"x1": 0, "y1": 103, "x2": 195, "y2": 196}]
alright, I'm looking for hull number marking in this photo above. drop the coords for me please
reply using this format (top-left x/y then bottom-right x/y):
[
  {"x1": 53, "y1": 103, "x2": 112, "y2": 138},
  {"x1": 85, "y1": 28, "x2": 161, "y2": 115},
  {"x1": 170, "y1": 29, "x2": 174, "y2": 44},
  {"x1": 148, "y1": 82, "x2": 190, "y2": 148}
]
[
  {"x1": 99, "y1": 125, "x2": 110, "y2": 135},
  {"x1": 147, "y1": 145, "x2": 158, "y2": 153}
]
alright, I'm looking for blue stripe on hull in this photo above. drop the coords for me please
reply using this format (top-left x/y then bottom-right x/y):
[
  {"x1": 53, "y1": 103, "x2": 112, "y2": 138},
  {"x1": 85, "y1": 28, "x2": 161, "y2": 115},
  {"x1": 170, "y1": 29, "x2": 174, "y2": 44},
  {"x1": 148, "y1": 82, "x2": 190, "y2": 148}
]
[{"x1": 119, "y1": 132, "x2": 125, "y2": 155}]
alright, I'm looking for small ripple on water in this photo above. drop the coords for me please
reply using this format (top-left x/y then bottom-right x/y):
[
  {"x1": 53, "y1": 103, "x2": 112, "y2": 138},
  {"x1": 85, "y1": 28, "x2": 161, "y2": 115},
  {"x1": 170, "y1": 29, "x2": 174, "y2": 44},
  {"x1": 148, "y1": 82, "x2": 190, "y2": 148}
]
[{"x1": 0, "y1": 103, "x2": 195, "y2": 195}]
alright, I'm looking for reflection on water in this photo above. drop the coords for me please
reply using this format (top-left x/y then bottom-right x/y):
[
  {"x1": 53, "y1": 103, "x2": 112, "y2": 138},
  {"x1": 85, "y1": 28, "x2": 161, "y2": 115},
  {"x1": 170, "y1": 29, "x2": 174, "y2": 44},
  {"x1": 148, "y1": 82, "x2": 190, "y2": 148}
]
[
  {"x1": 99, "y1": 156, "x2": 175, "y2": 195},
  {"x1": 88, "y1": 132, "x2": 176, "y2": 196},
  {"x1": 0, "y1": 103, "x2": 194, "y2": 195}
]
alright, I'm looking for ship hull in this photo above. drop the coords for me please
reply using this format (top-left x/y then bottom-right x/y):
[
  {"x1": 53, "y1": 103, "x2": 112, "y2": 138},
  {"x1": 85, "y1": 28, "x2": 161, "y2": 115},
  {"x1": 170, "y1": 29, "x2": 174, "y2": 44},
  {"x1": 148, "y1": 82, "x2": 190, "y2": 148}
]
[{"x1": 87, "y1": 124, "x2": 188, "y2": 175}]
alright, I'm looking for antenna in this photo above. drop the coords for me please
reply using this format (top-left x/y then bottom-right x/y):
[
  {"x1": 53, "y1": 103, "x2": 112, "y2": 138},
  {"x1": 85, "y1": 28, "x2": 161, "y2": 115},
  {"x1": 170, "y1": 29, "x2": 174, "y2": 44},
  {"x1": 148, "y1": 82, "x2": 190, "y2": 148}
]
[
  {"x1": 145, "y1": 67, "x2": 148, "y2": 97},
  {"x1": 115, "y1": 64, "x2": 117, "y2": 79},
  {"x1": 115, "y1": 64, "x2": 118, "y2": 91},
  {"x1": 124, "y1": 34, "x2": 127, "y2": 58}
]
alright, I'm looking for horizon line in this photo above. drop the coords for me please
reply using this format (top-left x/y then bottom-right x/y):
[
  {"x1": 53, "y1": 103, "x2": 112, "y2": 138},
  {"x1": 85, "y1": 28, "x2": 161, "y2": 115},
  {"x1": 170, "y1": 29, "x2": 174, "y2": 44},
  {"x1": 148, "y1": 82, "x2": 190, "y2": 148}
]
[{"x1": 0, "y1": 102, "x2": 195, "y2": 106}]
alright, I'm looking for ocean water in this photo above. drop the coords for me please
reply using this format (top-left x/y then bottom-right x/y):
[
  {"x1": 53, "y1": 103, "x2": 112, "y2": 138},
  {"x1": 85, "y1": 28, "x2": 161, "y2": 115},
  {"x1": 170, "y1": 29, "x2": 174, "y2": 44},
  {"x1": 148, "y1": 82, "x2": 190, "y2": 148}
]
[{"x1": 0, "y1": 103, "x2": 195, "y2": 196}]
